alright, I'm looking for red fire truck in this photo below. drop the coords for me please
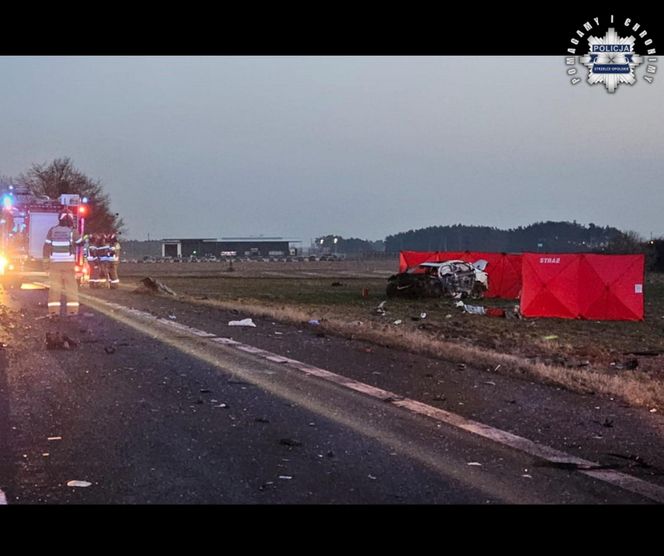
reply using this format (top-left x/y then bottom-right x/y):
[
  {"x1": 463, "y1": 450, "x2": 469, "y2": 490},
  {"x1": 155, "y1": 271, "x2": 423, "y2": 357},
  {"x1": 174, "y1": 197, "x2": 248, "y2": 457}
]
[{"x1": 0, "y1": 185, "x2": 89, "y2": 288}]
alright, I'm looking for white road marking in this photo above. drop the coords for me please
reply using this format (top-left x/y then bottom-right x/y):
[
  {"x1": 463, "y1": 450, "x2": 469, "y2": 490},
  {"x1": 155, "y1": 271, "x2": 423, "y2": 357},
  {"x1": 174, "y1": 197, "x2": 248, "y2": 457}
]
[
  {"x1": 80, "y1": 296, "x2": 664, "y2": 503},
  {"x1": 0, "y1": 489, "x2": 6, "y2": 504}
]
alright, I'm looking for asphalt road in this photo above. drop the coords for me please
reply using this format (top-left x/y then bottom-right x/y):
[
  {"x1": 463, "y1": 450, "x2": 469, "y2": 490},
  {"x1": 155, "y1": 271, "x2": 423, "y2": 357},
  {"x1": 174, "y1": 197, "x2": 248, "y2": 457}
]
[{"x1": 1, "y1": 282, "x2": 663, "y2": 504}]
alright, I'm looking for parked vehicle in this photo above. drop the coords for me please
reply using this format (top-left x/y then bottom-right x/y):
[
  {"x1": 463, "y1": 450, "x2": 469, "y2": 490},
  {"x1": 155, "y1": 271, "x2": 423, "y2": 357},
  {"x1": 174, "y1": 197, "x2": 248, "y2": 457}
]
[{"x1": 0, "y1": 187, "x2": 89, "y2": 287}]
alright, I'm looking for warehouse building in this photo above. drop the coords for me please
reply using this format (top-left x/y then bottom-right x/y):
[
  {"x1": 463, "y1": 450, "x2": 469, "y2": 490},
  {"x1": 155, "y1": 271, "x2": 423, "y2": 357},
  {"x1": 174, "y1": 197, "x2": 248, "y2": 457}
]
[{"x1": 161, "y1": 237, "x2": 301, "y2": 258}]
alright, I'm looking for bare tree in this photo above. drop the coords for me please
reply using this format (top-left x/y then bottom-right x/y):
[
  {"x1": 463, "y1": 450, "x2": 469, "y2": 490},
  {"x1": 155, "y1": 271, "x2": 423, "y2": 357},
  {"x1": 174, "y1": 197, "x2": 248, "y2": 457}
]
[
  {"x1": 17, "y1": 157, "x2": 124, "y2": 234},
  {"x1": 604, "y1": 230, "x2": 645, "y2": 254}
]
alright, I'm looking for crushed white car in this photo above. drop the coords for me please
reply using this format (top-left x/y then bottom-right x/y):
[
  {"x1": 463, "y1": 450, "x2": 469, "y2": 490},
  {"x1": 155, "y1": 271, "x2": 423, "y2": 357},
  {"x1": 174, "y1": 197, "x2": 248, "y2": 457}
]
[{"x1": 386, "y1": 259, "x2": 488, "y2": 299}]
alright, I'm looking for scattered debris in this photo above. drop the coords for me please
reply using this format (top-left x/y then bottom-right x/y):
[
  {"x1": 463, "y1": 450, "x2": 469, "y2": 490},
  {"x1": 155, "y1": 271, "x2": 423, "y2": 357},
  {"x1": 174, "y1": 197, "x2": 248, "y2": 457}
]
[
  {"x1": 603, "y1": 418, "x2": 614, "y2": 428},
  {"x1": 505, "y1": 305, "x2": 523, "y2": 319},
  {"x1": 167, "y1": 313, "x2": 177, "y2": 320},
  {"x1": 624, "y1": 358, "x2": 639, "y2": 370},
  {"x1": 457, "y1": 302, "x2": 506, "y2": 317},
  {"x1": 368, "y1": 474, "x2": 377, "y2": 480},
  {"x1": 47, "y1": 436, "x2": 62, "y2": 441},
  {"x1": 274, "y1": 331, "x2": 284, "y2": 335},
  {"x1": 457, "y1": 363, "x2": 466, "y2": 370},
  {"x1": 483, "y1": 381, "x2": 496, "y2": 386},
  {"x1": 104, "y1": 346, "x2": 117, "y2": 354},
  {"x1": 255, "y1": 417, "x2": 270, "y2": 423},
  {"x1": 200, "y1": 389, "x2": 212, "y2": 394},
  {"x1": 375, "y1": 301, "x2": 387, "y2": 315},
  {"x1": 393, "y1": 319, "x2": 402, "y2": 325},
  {"x1": 485, "y1": 307, "x2": 506, "y2": 318},
  {"x1": 228, "y1": 318, "x2": 256, "y2": 327},
  {"x1": 420, "y1": 312, "x2": 427, "y2": 319},
  {"x1": 494, "y1": 364, "x2": 501, "y2": 372},
  {"x1": 307, "y1": 319, "x2": 320, "y2": 326},
  {"x1": 331, "y1": 281, "x2": 343, "y2": 287},
  {"x1": 542, "y1": 335, "x2": 559, "y2": 341},
  {"x1": 67, "y1": 480, "x2": 92, "y2": 488},
  {"x1": 45, "y1": 332, "x2": 78, "y2": 350},
  {"x1": 134, "y1": 277, "x2": 177, "y2": 296},
  {"x1": 258, "y1": 481, "x2": 274, "y2": 491},
  {"x1": 467, "y1": 462, "x2": 482, "y2": 467},
  {"x1": 280, "y1": 438, "x2": 303, "y2": 447},
  {"x1": 521, "y1": 474, "x2": 533, "y2": 479},
  {"x1": 278, "y1": 475, "x2": 293, "y2": 480},
  {"x1": 650, "y1": 408, "x2": 658, "y2": 413},
  {"x1": 214, "y1": 403, "x2": 228, "y2": 409},
  {"x1": 607, "y1": 453, "x2": 652, "y2": 468}
]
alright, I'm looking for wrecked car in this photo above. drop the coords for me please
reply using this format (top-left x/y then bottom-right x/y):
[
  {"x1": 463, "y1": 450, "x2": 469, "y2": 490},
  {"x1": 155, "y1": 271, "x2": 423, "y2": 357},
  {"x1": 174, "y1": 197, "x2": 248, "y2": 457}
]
[{"x1": 386, "y1": 259, "x2": 488, "y2": 299}]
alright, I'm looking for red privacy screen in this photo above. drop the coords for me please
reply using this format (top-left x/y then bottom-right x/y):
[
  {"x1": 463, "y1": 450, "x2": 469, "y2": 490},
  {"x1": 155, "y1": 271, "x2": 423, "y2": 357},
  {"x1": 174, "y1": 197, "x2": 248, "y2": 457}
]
[{"x1": 520, "y1": 253, "x2": 644, "y2": 321}]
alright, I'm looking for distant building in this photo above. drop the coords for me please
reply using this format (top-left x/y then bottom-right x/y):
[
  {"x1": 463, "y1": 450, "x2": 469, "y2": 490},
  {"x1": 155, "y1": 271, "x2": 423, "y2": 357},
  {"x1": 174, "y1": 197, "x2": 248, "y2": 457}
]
[{"x1": 161, "y1": 237, "x2": 301, "y2": 258}]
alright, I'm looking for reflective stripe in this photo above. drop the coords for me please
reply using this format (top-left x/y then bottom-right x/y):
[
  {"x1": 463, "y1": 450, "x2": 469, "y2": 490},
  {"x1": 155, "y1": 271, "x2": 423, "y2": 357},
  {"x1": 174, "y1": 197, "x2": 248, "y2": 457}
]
[
  {"x1": 48, "y1": 302, "x2": 61, "y2": 307},
  {"x1": 66, "y1": 302, "x2": 80, "y2": 306},
  {"x1": 44, "y1": 239, "x2": 53, "y2": 244},
  {"x1": 51, "y1": 241, "x2": 72, "y2": 247},
  {"x1": 110, "y1": 279, "x2": 120, "y2": 283}
]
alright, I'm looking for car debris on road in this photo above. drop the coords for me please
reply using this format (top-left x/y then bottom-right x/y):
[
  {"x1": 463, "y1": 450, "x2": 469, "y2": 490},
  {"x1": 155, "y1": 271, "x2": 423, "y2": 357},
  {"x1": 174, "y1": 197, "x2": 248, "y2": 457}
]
[
  {"x1": 228, "y1": 318, "x2": 256, "y2": 327},
  {"x1": 133, "y1": 277, "x2": 177, "y2": 296},
  {"x1": 45, "y1": 332, "x2": 79, "y2": 350}
]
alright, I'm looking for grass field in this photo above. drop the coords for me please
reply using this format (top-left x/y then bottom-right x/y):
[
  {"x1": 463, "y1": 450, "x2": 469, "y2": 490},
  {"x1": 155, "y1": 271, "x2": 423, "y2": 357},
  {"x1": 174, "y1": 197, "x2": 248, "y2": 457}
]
[{"x1": 119, "y1": 259, "x2": 664, "y2": 410}]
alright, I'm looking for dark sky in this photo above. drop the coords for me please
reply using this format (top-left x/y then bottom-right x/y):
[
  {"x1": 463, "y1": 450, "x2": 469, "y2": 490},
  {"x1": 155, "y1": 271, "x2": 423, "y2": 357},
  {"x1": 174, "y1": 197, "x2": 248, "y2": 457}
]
[{"x1": 1, "y1": 56, "x2": 661, "y2": 242}]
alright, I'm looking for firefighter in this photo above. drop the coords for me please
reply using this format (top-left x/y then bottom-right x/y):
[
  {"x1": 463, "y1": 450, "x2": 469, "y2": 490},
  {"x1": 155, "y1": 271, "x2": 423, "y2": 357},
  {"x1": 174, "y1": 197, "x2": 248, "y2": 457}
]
[
  {"x1": 86, "y1": 233, "x2": 102, "y2": 288},
  {"x1": 43, "y1": 211, "x2": 84, "y2": 316},
  {"x1": 107, "y1": 233, "x2": 121, "y2": 289},
  {"x1": 97, "y1": 233, "x2": 112, "y2": 287}
]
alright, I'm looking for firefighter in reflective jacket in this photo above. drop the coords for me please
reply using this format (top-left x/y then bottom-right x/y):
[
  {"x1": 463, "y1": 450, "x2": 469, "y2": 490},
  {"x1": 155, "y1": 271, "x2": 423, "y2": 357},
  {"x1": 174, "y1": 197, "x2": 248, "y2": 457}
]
[
  {"x1": 97, "y1": 234, "x2": 112, "y2": 287},
  {"x1": 87, "y1": 234, "x2": 104, "y2": 288},
  {"x1": 107, "y1": 233, "x2": 121, "y2": 289},
  {"x1": 43, "y1": 212, "x2": 84, "y2": 316}
]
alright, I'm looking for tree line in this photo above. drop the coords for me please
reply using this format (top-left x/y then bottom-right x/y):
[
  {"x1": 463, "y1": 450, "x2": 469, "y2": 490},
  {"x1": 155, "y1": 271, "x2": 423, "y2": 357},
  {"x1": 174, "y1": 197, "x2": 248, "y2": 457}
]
[{"x1": 383, "y1": 221, "x2": 644, "y2": 254}]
